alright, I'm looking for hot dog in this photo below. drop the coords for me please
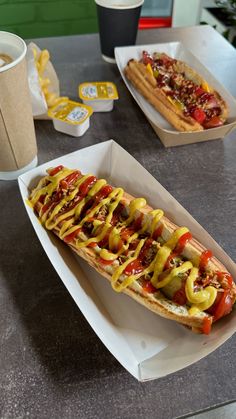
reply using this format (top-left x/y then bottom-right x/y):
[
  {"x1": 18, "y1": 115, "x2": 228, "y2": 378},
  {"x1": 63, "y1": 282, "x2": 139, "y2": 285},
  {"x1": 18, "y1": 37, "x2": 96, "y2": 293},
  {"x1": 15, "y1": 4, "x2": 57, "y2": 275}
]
[
  {"x1": 124, "y1": 51, "x2": 228, "y2": 132},
  {"x1": 29, "y1": 165, "x2": 236, "y2": 334}
]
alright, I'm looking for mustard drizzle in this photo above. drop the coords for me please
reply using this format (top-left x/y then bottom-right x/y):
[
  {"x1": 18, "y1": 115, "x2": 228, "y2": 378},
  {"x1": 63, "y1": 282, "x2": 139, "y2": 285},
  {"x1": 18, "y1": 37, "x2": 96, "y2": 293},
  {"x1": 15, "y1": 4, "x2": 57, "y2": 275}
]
[{"x1": 29, "y1": 167, "x2": 217, "y2": 311}]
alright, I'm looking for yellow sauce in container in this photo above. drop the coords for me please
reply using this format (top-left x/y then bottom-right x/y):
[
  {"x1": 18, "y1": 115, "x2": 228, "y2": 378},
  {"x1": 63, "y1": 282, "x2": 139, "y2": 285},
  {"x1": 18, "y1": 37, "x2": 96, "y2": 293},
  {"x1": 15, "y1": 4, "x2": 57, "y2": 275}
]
[
  {"x1": 48, "y1": 99, "x2": 93, "y2": 137},
  {"x1": 78, "y1": 82, "x2": 118, "y2": 112}
]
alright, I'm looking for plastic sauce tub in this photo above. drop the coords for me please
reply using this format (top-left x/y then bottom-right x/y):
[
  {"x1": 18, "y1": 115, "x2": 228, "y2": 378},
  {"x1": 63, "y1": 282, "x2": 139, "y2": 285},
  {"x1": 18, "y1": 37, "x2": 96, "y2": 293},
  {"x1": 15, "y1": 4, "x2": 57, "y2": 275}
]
[
  {"x1": 48, "y1": 99, "x2": 93, "y2": 137},
  {"x1": 78, "y1": 81, "x2": 118, "y2": 112}
]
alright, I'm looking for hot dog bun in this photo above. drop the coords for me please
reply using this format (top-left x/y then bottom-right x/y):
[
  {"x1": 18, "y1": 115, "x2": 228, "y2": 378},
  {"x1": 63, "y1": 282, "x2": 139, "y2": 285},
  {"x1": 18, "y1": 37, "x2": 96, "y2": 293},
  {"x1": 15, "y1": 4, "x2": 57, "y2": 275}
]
[
  {"x1": 124, "y1": 52, "x2": 228, "y2": 132},
  {"x1": 29, "y1": 167, "x2": 236, "y2": 334}
]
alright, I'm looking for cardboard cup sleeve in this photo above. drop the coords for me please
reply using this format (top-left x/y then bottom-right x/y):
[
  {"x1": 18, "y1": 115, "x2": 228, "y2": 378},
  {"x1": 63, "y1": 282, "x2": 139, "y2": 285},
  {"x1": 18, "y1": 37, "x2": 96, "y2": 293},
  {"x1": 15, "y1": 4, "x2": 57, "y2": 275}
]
[{"x1": 0, "y1": 58, "x2": 37, "y2": 173}]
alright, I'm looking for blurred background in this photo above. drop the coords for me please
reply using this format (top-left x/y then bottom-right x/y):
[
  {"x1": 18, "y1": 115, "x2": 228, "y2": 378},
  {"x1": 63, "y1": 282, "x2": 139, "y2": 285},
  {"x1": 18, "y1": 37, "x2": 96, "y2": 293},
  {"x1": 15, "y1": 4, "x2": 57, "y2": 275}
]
[{"x1": 0, "y1": 0, "x2": 235, "y2": 45}]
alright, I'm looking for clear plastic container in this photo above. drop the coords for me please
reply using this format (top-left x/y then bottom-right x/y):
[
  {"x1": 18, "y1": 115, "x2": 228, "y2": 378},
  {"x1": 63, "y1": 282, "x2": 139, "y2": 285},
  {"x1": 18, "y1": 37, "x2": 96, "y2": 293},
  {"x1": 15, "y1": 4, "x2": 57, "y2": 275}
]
[
  {"x1": 48, "y1": 99, "x2": 93, "y2": 137},
  {"x1": 78, "y1": 82, "x2": 118, "y2": 112}
]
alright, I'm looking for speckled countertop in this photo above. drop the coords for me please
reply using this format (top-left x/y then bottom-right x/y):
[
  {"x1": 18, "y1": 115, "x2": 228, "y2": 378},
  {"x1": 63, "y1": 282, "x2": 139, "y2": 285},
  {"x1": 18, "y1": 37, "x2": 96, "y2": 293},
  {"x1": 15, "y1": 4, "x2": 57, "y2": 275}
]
[{"x1": 1, "y1": 26, "x2": 236, "y2": 419}]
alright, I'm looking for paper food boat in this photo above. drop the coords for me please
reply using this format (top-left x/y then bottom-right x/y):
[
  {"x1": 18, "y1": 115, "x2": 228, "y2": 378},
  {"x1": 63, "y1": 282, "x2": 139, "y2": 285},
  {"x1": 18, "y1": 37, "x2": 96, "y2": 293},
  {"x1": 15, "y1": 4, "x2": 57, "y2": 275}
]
[
  {"x1": 18, "y1": 140, "x2": 236, "y2": 381},
  {"x1": 115, "y1": 42, "x2": 236, "y2": 147}
]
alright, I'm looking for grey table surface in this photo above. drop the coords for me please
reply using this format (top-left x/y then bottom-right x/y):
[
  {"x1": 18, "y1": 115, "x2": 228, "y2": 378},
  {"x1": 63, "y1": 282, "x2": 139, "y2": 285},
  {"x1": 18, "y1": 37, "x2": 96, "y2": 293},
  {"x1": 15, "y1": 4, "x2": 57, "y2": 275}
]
[{"x1": 1, "y1": 26, "x2": 236, "y2": 419}]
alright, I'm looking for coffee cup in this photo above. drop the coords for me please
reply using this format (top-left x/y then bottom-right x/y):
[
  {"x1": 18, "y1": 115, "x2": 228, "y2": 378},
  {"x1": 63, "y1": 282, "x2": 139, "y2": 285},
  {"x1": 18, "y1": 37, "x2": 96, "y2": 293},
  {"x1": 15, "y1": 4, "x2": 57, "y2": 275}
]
[
  {"x1": 95, "y1": 0, "x2": 144, "y2": 63},
  {"x1": 0, "y1": 31, "x2": 37, "y2": 180}
]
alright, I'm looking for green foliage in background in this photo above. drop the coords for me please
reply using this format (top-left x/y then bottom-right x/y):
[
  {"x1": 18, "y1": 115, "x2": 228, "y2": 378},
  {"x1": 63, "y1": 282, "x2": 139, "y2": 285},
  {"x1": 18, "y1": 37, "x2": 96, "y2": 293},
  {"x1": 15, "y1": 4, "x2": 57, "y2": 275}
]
[
  {"x1": 0, "y1": 0, "x2": 99, "y2": 39},
  {"x1": 215, "y1": 0, "x2": 236, "y2": 45},
  {"x1": 215, "y1": 0, "x2": 236, "y2": 24}
]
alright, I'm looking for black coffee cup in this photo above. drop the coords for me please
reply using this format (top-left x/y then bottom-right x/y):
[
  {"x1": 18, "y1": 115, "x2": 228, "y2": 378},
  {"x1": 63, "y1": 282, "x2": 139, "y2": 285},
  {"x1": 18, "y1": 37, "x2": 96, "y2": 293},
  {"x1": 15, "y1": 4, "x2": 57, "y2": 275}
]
[{"x1": 95, "y1": 0, "x2": 144, "y2": 63}]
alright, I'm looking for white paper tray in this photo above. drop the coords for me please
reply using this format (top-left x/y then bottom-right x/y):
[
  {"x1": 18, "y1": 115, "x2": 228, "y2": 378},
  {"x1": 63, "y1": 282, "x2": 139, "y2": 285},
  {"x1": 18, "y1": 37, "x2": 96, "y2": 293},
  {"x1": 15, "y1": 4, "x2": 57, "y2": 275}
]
[
  {"x1": 18, "y1": 140, "x2": 236, "y2": 381},
  {"x1": 115, "y1": 42, "x2": 236, "y2": 147}
]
